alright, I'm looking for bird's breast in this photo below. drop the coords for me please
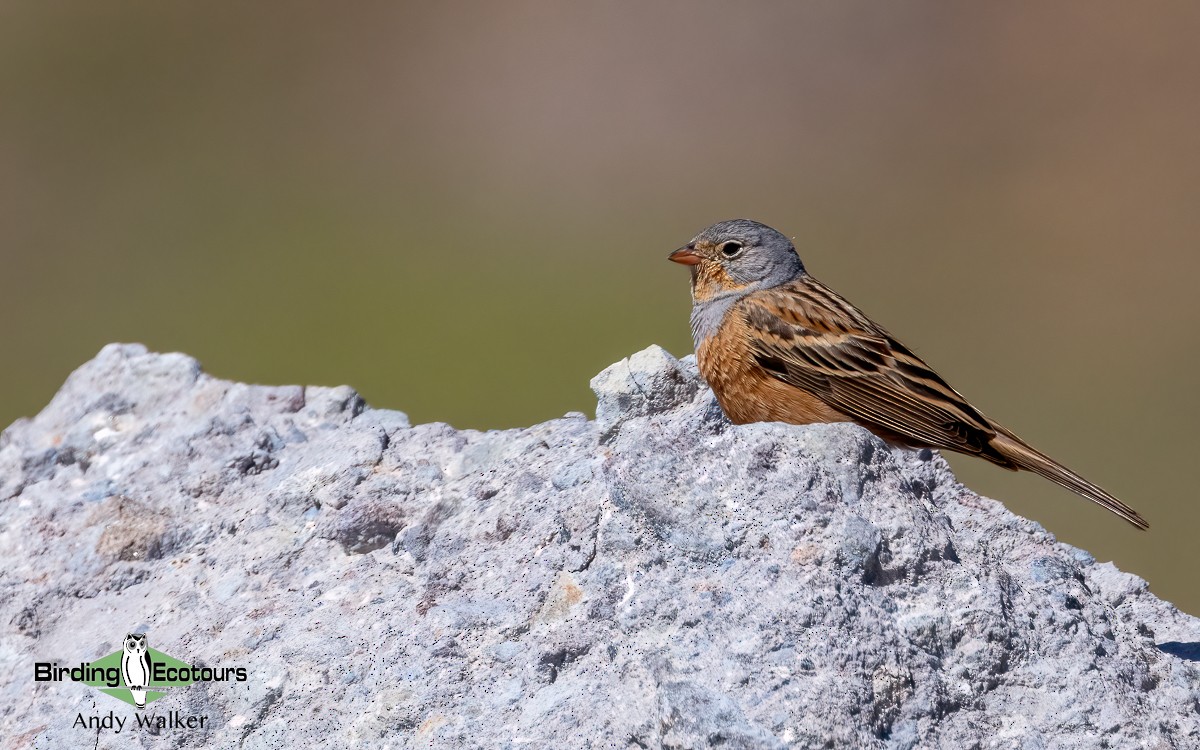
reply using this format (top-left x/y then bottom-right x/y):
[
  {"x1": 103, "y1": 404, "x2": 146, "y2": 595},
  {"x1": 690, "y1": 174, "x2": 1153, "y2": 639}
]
[{"x1": 696, "y1": 306, "x2": 852, "y2": 427}]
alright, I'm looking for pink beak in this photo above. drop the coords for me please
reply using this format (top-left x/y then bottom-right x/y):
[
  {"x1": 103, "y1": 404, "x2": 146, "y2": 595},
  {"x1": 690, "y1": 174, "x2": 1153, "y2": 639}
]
[{"x1": 668, "y1": 246, "x2": 702, "y2": 265}]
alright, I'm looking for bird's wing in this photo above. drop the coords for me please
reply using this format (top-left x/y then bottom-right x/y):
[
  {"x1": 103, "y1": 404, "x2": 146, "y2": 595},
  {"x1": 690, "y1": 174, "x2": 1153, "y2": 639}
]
[{"x1": 741, "y1": 278, "x2": 1005, "y2": 458}]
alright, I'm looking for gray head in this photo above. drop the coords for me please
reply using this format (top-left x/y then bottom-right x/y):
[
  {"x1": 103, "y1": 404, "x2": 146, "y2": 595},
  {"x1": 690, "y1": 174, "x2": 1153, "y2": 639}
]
[
  {"x1": 668, "y1": 219, "x2": 805, "y2": 295},
  {"x1": 669, "y1": 220, "x2": 807, "y2": 346}
]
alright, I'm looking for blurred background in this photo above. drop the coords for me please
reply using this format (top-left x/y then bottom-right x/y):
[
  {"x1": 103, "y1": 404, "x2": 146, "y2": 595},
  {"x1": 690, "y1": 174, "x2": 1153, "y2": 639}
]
[{"x1": 2, "y1": 3, "x2": 1197, "y2": 612}]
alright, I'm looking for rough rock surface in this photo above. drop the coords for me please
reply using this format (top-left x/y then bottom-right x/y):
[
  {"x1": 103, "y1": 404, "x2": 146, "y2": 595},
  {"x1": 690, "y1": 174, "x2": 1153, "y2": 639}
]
[{"x1": 2, "y1": 343, "x2": 1197, "y2": 749}]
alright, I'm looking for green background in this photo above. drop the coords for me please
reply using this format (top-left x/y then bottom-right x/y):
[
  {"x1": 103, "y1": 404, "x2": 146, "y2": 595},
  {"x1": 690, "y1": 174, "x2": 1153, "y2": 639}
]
[{"x1": 2, "y1": 4, "x2": 1197, "y2": 614}]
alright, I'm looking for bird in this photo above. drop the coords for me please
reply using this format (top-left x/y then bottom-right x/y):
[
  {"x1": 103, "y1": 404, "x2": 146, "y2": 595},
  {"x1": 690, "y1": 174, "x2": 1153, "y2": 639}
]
[
  {"x1": 668, "y1": 218, "x2": 1148, "y2": 530},
  {"x1": 120, "y1": 633, "x2": 152, "y2": 709}
]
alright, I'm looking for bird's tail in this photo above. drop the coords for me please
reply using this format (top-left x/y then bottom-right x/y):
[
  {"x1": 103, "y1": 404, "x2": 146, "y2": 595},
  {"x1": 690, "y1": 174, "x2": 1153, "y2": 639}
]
[{"x1": 988, "y1": 433, "x2": 1149, "y2": 530}]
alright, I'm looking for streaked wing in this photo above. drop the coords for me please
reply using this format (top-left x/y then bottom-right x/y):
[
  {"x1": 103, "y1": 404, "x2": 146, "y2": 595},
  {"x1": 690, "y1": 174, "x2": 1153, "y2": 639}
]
[{"x1": 742, "y1": 278, "x2": 1003, "y2": 458}]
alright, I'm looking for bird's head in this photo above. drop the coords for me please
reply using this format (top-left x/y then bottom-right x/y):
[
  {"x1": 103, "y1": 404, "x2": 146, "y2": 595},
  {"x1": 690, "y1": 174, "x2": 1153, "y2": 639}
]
[{"x1": 669, "y1": 219, "x2": 805, "y2": 302}]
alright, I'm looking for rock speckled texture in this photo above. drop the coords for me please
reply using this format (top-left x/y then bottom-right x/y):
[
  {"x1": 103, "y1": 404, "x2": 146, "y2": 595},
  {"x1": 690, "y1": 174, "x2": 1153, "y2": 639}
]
[{"x1": 2, "y1": 343, "x2": 1197, "y2": 748}]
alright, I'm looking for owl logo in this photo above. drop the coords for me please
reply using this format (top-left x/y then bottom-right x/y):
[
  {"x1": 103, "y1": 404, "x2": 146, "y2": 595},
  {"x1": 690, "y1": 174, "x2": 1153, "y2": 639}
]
[{"x1": 120, "y1": 633, "x2": 152, "y2": 709}]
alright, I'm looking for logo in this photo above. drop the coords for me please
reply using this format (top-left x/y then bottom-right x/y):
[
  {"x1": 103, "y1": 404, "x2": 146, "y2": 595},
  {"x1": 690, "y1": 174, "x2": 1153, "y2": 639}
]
[{"x1": 34, "y1": 633, "x2": 248, "y2": 733}]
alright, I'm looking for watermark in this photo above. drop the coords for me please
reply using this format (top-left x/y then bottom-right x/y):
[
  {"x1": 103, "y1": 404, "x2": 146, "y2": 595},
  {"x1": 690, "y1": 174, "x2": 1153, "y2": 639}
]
[{"x1": 34, "y1": 633, "x2": 248, "y2": 733}]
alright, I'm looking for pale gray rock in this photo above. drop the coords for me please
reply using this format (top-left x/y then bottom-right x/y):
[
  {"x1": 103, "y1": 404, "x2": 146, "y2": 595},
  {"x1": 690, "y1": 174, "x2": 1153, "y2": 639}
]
[
  {"x1": 590, "y1": 344, "x2": 705, "y2": 441},
  {"x1": 1, "y1": 343, "x2": 1197, "y2": 749}
]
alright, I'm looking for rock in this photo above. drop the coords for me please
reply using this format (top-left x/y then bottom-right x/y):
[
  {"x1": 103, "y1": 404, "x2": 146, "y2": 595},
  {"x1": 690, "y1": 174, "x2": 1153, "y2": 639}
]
[
  {"x1": 589, "y1": 344, "x2": 706, "y2": 440},
  {"x1": 2, "y1": 343, "x2": 1197, "y2": 749}
]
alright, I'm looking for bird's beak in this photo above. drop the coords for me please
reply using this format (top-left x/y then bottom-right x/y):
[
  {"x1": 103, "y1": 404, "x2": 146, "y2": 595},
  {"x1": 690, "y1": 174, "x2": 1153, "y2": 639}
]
[{"x1": 668, "y1": 246, "x2": 702, "y2": 265}]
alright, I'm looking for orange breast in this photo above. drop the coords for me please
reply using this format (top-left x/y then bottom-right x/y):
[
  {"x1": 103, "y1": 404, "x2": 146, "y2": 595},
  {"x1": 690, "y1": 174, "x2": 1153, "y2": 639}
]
[{"x1": 697, "y1": 307, "x2": 852, "y2": 427}]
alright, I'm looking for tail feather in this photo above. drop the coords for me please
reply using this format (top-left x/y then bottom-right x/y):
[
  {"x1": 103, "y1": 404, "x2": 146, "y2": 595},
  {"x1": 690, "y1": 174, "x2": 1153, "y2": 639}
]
[{"x1": 989, "y1": 434, "x2": 1149, "y2": 530}]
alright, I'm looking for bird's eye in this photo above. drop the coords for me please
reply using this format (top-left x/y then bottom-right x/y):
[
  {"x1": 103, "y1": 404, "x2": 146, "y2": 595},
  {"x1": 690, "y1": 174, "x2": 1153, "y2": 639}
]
[{"x1": 719, "y1": 241, "x2": 744, "y2": 258}]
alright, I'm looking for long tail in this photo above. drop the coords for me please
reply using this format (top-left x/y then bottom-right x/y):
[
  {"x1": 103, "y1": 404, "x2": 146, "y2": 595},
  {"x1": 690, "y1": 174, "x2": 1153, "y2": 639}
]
[{"x1": 988, "y1": 433, "x2": 1149, "y2": 530}]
